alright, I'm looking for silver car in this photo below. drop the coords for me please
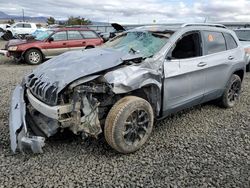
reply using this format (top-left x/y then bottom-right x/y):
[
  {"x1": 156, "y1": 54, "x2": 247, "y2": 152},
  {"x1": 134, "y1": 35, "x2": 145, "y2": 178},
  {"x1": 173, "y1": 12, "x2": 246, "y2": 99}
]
[{"x1": 9, "y1": 23, "x2": 246, "y2": 154}]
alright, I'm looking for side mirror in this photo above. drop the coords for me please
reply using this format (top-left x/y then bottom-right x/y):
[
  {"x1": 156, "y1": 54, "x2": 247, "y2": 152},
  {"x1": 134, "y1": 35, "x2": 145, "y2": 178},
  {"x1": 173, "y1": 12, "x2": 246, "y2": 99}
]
[{"x1": 48, "y1": 37, "x2": 54, "y2": 42}]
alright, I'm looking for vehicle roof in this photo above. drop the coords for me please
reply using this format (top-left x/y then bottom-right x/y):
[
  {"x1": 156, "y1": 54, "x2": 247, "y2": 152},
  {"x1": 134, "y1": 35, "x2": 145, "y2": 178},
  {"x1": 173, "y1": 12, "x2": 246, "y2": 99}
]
[
  {"x1": 129, "y1": 23, "x2": 230, "y2": 33},
  {"x1": 50, "y1": 27, "x2": 92, "y2": 32},
  {"x1": 129, "y1": 25, "x2": 178, "y2": 32},
  {"x1": 14, "y1": 22, "x2": 36, "y2": 24},
  {"x1": 234, "y1": 28, "x2": 250, "y2": 31}
]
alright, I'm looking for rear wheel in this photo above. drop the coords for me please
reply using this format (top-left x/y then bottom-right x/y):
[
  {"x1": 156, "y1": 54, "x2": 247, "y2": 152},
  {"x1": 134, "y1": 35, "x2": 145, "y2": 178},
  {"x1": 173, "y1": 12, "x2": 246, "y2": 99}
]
[
  {"x1": 219, "y1": 74, "x2": 242, "y2": 108},
  {"x1": 104, "y1": 96, "x2": 154, "y2": 154},
  {"x1": 24, "y1": 49, "x2": 43, "y2": 65},
  {"x1": 246, "y1": 63, "x2": 250, "y2": 72}
]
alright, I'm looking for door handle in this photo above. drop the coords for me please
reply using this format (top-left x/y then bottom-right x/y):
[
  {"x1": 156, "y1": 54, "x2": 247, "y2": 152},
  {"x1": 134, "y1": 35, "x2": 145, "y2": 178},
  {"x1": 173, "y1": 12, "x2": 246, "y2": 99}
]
[
  {"x1": 63, "y1": 43, "x2": 67, "y2": 45},
  {"x1": 228, "y1": 56, "x2": 234, "y2": 60},
  {"x1": 197, "y1": 62, "x2": 207, "y2": 67},
  {"x1": 82, "y1": 41, "x2": 86, "y2": 44}
]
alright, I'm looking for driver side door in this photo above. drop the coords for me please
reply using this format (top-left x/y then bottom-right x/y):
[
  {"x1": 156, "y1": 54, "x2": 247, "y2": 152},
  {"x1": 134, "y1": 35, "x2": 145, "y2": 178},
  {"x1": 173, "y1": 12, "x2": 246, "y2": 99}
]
[
  {"x1": 162, "y1": 31, "x2": 207, "y2": 115},
  {"x1": 42, "y1": 31, "x2": 68, "y2": 58}
]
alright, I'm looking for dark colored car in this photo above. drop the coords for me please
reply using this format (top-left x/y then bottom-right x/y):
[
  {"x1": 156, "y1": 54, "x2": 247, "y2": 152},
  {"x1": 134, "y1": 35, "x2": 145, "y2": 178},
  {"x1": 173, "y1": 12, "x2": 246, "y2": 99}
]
[{"x1": 4, "y1": 28, "x2": 103, "y2": 64}]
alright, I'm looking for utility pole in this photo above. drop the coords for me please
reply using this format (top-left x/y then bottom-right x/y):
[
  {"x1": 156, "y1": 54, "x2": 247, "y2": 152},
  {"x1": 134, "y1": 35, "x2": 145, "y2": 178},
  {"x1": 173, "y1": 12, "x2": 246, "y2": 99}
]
[{"x1": 22, "y1": 9, "x2": 24, "y2": 22}]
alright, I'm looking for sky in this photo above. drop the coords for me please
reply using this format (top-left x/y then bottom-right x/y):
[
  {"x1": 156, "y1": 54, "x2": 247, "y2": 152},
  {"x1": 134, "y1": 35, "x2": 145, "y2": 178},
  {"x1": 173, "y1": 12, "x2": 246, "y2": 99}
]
[{"x1": 0, "y1": 0, "x2": 250, "y2": 24}]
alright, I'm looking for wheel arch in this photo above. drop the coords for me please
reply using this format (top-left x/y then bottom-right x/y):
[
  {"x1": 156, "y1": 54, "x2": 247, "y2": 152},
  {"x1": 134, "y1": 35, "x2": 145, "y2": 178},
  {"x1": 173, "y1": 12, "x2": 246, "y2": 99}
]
[
  {"x1": 125, "y1": 84, "x2": 162, "y2": 117},
  {"x1": 233, "y1": 69, "x2": 244, "y2": 81},
  {"x1": 85, "y1": 45, "x2": 95, "y2": 49},
  {"x1": 23, "y1": 47, "x2": 44, "y2": 59}
]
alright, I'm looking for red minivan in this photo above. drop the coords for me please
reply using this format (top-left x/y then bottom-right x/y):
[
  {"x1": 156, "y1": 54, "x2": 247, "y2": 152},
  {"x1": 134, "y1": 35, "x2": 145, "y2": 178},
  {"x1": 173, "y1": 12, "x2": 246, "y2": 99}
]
[{"x1": 5, "y1": 28, "x2": 103, "y2": 64}]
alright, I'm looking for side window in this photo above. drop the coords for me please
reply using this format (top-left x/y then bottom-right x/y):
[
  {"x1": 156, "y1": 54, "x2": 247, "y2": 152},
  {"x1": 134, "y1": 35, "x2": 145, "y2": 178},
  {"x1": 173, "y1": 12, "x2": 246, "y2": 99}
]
[
  {"x1": 80, "y1": 31, "x2": 98, "y2": 39},
  {"x1": 15, "y1": 23, "x2": 24, "y2": 28},
  {"x1": 52, "y1": 31, "x2": 67, "y2": 41},
  {"x1": 170, "y1": 32, "x2": 202, "y2": 59},
  {"x1": 224, "y1": 33, "x2": 237, "y2": 50},
  {"x1": 203, "y1": 31, "x2": 226, "y2": 55},
  {"x1": 67, "y1": 31, "x2": 83, "y2": 40},
  {"x1": 23, "y1": 24, "x2": 31, "y2": 28}
]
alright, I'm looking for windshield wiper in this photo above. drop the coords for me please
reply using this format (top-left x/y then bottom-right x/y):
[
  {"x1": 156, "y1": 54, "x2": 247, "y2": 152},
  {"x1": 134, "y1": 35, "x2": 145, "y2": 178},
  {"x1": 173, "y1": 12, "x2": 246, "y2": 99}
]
[{"x1": 129, "y1": 47, "x2": 139, "y2": 54}]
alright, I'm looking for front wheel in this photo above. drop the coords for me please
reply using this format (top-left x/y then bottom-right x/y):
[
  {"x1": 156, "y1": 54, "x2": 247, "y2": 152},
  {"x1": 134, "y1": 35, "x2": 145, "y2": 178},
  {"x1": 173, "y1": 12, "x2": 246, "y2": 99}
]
[
  {"x1": 24, "y1": 49, "x2": 43, "y2": 65},
  {"x1": 104, "y1": 96, "x2": 154, "y2": 154},
  {"x1": 219, "y1": 74, "x2": 242, "y2": 108},
  {"x1": 2, "y1": 31, "x2": 13, "y2": 40}
]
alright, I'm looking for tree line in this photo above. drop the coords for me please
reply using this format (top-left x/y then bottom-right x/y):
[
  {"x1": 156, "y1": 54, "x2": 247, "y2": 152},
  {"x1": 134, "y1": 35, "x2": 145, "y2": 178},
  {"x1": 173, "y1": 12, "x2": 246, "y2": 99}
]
[{"x1": 47, "y1": 16, "x2": 91, "y2": 25}]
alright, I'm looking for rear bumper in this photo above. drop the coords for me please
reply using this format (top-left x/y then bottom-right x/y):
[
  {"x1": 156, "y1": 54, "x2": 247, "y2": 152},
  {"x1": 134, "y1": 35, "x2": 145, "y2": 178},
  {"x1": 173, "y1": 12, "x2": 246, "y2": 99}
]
[{"x1": 9, "y1": 85, "x2": 45, "y2": 153}]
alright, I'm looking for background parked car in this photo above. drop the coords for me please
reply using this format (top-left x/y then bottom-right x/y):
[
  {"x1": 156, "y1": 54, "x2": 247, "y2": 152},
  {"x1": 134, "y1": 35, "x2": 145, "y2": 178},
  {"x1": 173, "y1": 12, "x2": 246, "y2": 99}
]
[
  {"x1": 4, "y1": 27, "x2": 103, "y2": 64},
  {"x1": 2, "y1": 22, "x2": 37, "y2": 40},
  {"x1": 234, "y1": 28, "x2": 250, "y2": 71},
  {"x1": 0, "y1": 24, "x2": 10, "y2": 38}
]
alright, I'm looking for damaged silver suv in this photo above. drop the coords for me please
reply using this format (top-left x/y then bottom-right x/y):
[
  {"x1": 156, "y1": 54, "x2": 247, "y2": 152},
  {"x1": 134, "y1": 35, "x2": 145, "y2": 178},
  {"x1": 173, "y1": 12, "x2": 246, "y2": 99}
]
[{"x1": 9, "y1": 24, "x2": 246, "y2": 154}]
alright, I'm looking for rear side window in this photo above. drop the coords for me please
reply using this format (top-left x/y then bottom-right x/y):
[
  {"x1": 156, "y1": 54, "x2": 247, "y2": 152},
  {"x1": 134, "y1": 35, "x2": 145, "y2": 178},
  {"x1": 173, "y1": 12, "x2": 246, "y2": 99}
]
[
  {"x1": 224, "y1": 33, "x2": 237, "y2": 50},
  {"x1": 203, "y1": 31, "x2": 226, "y2": 55},
  {"x1": 67, "y1": 31, "x2": 83, "y2": 40},
  {"x1": 24, "y1": 24, "x2": 31, "y2": 28},
  {"x1": 80, "y1": 31, "x2": 98, "y2": 38}
]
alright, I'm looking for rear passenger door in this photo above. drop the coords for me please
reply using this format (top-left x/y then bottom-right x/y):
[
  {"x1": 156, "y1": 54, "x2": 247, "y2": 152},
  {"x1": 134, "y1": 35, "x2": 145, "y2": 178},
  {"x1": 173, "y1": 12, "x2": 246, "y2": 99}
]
[
  {"x1": 201, "y1": 31, "x2": 238, "y2": 101},
  {"x1": 23, "y1": 23, "x2": 32, "y2": 34},
  {"x1": 67, "y1": 30, "x2": 86, "y2": 51},
  {"x1": 80, "y1": 30, "x2": 102, "y2": 47}
]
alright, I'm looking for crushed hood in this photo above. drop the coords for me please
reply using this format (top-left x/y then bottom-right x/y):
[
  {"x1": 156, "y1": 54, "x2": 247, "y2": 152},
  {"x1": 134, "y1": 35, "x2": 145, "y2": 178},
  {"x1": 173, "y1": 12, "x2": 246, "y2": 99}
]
[
  {"x1": 6, "y1": 38, "x2": 36, "y2": 48},
  {"x1": 29, "y1": 48, "x2": 141, "y2": 93}
]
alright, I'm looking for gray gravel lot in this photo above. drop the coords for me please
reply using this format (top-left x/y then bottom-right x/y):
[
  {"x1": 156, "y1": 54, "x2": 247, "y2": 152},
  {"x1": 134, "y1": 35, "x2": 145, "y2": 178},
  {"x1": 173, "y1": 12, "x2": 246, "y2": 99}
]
[{"x1": 0, "y1": 39, "x2": 249, "y2": 187}]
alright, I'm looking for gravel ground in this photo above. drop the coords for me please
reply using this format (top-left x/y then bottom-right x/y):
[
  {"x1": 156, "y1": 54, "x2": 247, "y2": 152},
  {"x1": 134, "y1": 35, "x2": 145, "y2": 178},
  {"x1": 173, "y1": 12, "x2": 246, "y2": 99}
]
[{"x1": 0, "y1": 39, "x2": 249, "y2": 187}]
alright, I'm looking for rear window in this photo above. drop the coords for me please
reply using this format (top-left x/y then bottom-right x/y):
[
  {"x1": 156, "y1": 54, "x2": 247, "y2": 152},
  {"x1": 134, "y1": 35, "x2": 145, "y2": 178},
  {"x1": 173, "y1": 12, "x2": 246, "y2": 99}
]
[
  {"x1": 224, "y1": 33, "x2": 237, "y2": 50},
  {"x1": 67, "y1": 31, "x2": 83, "y2": 40},
  {"x1": 203, "y1": 31, "x2": 226, "y2": 55},
  {"x1": 80, "y1": 31, "x2": 98, "y2": 38}
]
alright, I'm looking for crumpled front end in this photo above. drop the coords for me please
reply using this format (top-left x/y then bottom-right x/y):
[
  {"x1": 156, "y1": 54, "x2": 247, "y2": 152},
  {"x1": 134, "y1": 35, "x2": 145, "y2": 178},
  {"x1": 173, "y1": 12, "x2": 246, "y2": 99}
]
[
  {"x1": 9, "y1": 78, "x2": 106, "y2": 154},
  {"x1": 9, "y1": 85, "x2": 45, "y2": 153}
]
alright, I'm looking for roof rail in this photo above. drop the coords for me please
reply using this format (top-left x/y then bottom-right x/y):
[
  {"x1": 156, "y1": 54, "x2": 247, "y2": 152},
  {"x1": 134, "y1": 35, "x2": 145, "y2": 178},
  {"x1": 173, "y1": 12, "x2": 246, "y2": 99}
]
[{"x1": 181, "y1": 23, "x2": 227, "y2": 29}]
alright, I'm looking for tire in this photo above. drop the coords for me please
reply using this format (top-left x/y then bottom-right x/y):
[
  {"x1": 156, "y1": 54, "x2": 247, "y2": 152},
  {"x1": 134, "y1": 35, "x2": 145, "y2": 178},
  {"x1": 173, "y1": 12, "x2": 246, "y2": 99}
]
[
  {"x1": 104, "y1": 96, "x2": 154, "y2": 154},
  {"x1": 219, "y1": 74, "x2": 242, "y2": 108},
  {"x1": 24, "y1": 49, "x2": 43, "y2": 65},
  {"x1": 2, "y1": 31, "x2": 12, "y2": 40}
]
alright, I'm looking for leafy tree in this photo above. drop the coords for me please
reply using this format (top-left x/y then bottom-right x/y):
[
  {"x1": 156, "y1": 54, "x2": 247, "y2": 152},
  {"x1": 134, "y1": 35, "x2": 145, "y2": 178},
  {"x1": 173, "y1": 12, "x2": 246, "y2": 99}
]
[
  {"x1": 67, "y1": 16, "x2": 91, "y2": 25},
  {"x1": 47, "y1": 17, "x2": 55, "y2": 25}
]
